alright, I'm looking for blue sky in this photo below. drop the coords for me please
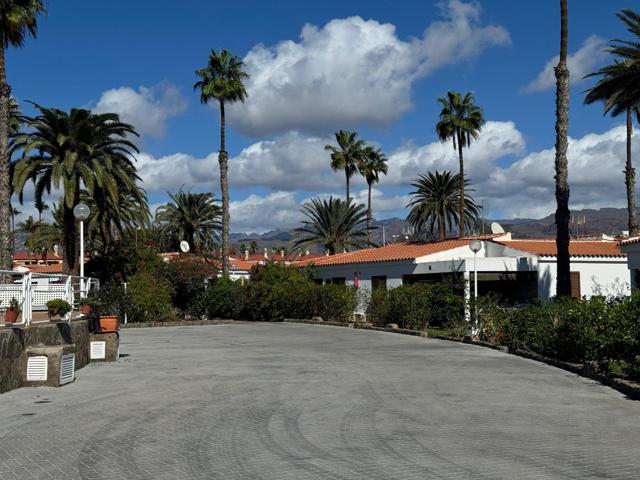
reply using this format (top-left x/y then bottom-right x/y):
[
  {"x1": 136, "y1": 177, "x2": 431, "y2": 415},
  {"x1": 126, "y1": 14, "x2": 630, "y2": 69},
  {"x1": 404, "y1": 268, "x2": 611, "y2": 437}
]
[{"x1": 9, "y1": 0, "x2": 639, "y2": 232}]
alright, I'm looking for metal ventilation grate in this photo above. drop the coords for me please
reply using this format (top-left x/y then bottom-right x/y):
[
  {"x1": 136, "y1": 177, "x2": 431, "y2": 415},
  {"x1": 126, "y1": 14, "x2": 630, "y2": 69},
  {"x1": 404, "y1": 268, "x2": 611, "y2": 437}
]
[
  {"x1": 26, "y1": 356, "x2": 48, "y2": 381},
  {"x1": 90, "y1": 341, "x2": 106, "y2": 360},
  {"x1": 60, "y1": 354, "x2": 75, "y2": 385}
]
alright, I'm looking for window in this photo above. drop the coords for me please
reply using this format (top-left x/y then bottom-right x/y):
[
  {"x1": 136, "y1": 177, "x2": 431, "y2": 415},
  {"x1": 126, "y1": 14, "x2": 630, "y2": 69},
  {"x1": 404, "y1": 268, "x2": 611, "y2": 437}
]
[
  {"x1": 331, "y1": 277, "x2": 346, "y2": 285},
  {"x1": 371, "y1": 276, "x2": 387, "y2": 290},
  {"x1": 570, "y1": 272, "x2": 581, "y2": 298}
]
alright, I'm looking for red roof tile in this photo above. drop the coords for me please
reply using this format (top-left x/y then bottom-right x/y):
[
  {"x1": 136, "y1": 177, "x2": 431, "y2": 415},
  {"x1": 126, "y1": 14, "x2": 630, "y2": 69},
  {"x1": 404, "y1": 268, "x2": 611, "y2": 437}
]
[
  {"x1": 28, "y1": 264, "x2": 63, "y2": 273},
  {"x1": 304, "y1": 239, "x2": 476, "y2": 267},
  {"x1": 496, "y1": 240, "x2": 624, "y2": 258},
  {"x1": 13, "y1": 251, "x2": 62, "y2": 261}
]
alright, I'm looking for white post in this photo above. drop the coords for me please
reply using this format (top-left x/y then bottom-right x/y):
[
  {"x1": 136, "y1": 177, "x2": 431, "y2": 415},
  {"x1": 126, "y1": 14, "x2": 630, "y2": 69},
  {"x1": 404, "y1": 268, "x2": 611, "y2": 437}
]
[
  {"x1": 473, "y1": 250, "x2": 478, "y2": 336},
  {"x1": 79, "y1": 220, "x2": 85, "y2": 298},
  {"x1": 463, "y1": 270, "x2": 471, "y2": 323}
]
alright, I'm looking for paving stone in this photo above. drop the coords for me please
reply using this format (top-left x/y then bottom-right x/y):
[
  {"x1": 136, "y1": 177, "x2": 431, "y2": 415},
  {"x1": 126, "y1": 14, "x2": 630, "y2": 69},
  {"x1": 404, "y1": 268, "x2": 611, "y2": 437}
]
[{"x1": 0, "y1": 323, "x2": 639, "y2": 479}]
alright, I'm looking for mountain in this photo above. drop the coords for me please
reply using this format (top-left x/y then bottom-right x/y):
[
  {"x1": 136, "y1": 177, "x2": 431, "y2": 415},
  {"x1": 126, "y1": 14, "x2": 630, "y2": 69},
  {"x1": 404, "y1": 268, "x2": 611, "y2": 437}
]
[{"x1": 230, "y1": 207, "x2": 632, "y2": 253}]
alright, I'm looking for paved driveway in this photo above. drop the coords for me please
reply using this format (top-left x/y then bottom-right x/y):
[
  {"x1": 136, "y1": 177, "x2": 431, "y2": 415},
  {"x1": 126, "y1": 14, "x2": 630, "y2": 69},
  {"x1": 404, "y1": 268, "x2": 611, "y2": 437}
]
[{"x1": 0, "y1": 323, "x2": 639, "y2": 479}]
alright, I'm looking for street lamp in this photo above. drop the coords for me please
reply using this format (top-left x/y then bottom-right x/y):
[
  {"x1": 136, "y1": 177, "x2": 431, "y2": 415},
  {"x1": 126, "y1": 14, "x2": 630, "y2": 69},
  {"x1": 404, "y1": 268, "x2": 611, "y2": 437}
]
[
  {"x1": 73, "y1": 203, "x2": 90, "y2": 297},
  {"x1": 468, "y1": 239, "x2": 482, "y2": 337}
]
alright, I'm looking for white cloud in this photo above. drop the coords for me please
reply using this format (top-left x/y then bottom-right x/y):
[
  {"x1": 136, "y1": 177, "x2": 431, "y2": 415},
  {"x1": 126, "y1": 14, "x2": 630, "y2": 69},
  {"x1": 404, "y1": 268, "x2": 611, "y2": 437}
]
[
  {"x1": 480, "y1": 125, "x2": 639, "y2": 218},
  {"x1": 230, "y1": 191, "x2": 301, "y2": 233},
  {"x1": 229, "y1": 0, "x2": 510, "y2": 136},
  {"x1": 94, "y1": 82, "x2": 187, "y2": 138},
  {"x1": 134, "y1": 120, "x2": 639, "y2": 231},
  {"x1": 523, "y1": 35, "x2": 607, "y2": 93}
]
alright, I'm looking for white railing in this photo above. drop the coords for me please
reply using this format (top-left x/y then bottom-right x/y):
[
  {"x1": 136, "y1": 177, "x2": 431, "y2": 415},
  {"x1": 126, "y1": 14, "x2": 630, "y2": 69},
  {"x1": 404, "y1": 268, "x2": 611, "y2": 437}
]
[{"x1": 0, "y1": 270, "x2": 99, "y2": 327}]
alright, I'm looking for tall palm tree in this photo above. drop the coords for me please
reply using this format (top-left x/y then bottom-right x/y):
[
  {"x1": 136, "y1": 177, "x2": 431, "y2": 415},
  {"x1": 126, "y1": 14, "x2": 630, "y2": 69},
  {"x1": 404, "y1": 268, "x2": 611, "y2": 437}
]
[
  {"x1": 406, "y1": 171, "x2": 479, "y2": 242},
  {"x1": 13, "y1": 105, "x2": 140, "y2": 273},
  {"x1": 291, "y1": 197, "x2": 369, "y2": 255},
  {"x1": 585, "y1": 61, "x2": 640, "y2": 236},
  {"x1": 155, "y1": 190, "x2": 222, "y2": 254},
  {"x1": 0, "y1": 0, "x2": 45, "y2": 270},
  {"x1": 584, "y1": 10, "x2": 640, "y2": 237},
  {"x1": 436, "y1": 91, "x2": 484, "y2": 238},
  {"x1": 325, "y1": 130, "x2": 365, "y2": 201},
  {"x1": 358, "y1": 146, "x2": 388, "y2": 244},
  {"x1": 194, "y1": 49, "x2": 248, "y2": 276},
  {"x1": 554, "y1": 0, "x2": 571, "y2": 297}
]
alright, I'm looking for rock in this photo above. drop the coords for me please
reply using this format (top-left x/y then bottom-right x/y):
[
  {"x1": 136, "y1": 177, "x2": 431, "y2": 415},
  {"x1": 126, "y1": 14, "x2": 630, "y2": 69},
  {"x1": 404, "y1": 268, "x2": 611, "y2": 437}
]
[
  {"x1": 311, "y1": 317, "x2": 324, "y2": 322},
  {"x1": 386, "y1": 323, "x2": 399, "y2": 330}
]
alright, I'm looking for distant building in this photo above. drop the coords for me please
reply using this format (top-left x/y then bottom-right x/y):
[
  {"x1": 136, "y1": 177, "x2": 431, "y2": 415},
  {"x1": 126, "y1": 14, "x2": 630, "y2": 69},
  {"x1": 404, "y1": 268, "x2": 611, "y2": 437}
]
[{"x1": 620, "y1": 238, "x2": 640, "y2": 290}]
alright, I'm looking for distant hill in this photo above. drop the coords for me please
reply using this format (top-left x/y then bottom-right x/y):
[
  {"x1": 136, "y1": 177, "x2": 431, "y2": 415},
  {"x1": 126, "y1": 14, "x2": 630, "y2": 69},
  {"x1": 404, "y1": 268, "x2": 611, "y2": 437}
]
[{"x1": 230, "y1": 207, "x2": 632, "y2": 253}]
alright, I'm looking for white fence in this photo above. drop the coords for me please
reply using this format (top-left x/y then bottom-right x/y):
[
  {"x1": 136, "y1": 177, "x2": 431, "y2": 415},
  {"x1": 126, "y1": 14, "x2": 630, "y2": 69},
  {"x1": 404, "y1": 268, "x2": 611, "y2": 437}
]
[{"x1": 0, "y1": 270, "x2": 99, "y2": 327}]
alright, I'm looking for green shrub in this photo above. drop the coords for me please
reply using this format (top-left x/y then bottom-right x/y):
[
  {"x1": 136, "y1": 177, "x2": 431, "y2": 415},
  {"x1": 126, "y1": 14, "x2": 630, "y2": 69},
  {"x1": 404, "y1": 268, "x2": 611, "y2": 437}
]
[
  {"x1": 314, "y1": 284, "x2": 358, "y2": 322},
  {"x1": 366, "y1": 288, "x2": 390, "y2": 326},
  {"x1": 127, "y1": 270, "x2": 175, "y2": 322},
  {"x1": 195, "y1": 278, "x2": 245, "y2": 319},
  {"x1": 46, "y1": 299, "x2": 72, "y2": 317},
  {"x1": 90, "y1": 283, "x2": 132, "y2": 319},
  {"x1": 168, "y1": 256, "x2": 217, "y2": 311}
]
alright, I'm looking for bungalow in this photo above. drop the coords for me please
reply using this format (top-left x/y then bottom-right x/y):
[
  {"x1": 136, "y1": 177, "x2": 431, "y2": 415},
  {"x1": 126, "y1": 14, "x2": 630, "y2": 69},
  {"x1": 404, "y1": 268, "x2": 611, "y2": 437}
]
[{"x1": 303, "y1": 233, "x2": 629, "y2": 310}]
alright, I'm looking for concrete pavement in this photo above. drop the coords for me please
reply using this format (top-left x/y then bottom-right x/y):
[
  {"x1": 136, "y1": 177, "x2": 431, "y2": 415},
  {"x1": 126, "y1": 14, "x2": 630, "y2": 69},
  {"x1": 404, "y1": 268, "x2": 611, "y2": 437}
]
[{"x1": 0, "y1": 323, "x2": 638, "y2": 479}]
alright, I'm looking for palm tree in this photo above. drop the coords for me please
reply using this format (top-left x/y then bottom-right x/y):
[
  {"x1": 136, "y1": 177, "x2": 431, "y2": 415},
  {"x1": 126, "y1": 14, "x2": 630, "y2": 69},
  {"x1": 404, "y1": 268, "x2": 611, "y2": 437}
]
[
  {"x1": 435, "y1": 91, "x2": 484, "y2": 238},
  {"x1": 584, "y1": 10, "x2": 640, "y2": 237},
  {"x1": 291, "y1": 197, "x2": 370, "y2": 255},
  {"x1": 34, "y1": 197, "x2": 48, "y2": 220},
  {"x1": 554, "y1": 0, "x2": 571, "y2": 297},
  {"x1": 325, "y1": 130, "x2": 365, "y2": 201},
  {"x1": 406, "y1": 171, "x2": 479, "y2": 242},
  {"x1": 358, "y1": 146, "x2": 388, "y2": 244},
  {"x1": 608, "y1": 10, "x2": 640, "y2": 65},
  {"x1": 194, "y1": 49, "x2": 248, "y2": 277},
  {"x1": 155, "y1": 190, "x2": 222, "y2": 254},
  {"x1": 13, "y1": 105, "x2": 140, "y2": 274},
  {"x1": 0, "y1": 0, "x2": 46, "y2": 270}
]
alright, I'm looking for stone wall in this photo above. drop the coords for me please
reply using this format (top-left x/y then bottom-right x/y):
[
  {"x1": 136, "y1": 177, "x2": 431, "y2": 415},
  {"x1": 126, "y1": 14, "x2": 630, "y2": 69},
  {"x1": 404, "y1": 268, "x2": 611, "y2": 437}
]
[{"x1": 0, "y1": 320, "x2": 90, "y2": 394}]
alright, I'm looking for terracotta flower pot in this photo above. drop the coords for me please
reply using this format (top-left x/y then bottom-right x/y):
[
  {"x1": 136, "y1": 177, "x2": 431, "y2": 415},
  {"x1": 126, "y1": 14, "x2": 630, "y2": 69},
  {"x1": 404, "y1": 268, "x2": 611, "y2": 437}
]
[
  {"x1": 80, "y1": 304, "x2": 92, "y2": 316},
  {"x1": 98, "y1": 315, "x2": 119, "y2": 333},
  {"x1": 5, "y1": 308, "x2": 18, "y2": 324}
]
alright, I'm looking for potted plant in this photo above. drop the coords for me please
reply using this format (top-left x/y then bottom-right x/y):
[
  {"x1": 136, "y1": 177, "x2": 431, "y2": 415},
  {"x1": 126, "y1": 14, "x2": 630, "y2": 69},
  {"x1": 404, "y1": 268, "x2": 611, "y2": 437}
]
[
  {"x1": 5, "y1": 297, "x2": 22, "y2": 324},
  {"x1": 46, "y1": 299, "x2": 72, "y2": 321},
  {"x1": 96, "y1": 305, "x2": 119, "y2": 333},
  {"x1": 79, "y1": 298, "x2": 93, "y2": 316}
]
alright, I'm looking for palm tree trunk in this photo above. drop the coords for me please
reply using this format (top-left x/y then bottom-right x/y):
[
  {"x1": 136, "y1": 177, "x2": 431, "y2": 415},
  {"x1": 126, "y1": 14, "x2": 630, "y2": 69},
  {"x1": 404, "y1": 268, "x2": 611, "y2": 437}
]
[
  {"x1": 0, "y1": 43, "x2": 12, "y2": 270},
  {"x1": 62, "y1": 205, "x2": 77, "y2": 274},
  {"x1": 367, "y1": 181, "x2": 372, "y2": 244},
  {"x1": 345, "y1": 169, "x2": 350, "y2": 202},
  {"x1": 457, "y1": 133, "x2": 465, "y2": 238},
  {"x1": 218, "y1": 99, "x2": 230, "y2": 277},
  {"x1": 554, "y1": 0, "x2": 571, "y2": 297},
  {"x1": 439, "y1": 216, "x2": 446, "y2": 242},
  {"x1": 625, "y1": 108, "x2": 639, "y2": 236}
]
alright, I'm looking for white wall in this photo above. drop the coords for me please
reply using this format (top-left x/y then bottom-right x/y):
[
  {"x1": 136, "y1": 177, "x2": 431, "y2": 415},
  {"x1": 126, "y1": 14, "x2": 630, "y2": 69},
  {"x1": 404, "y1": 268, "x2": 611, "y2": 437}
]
[{"x1": 538, "y1": 257, "x2": 630, "y2": 299}]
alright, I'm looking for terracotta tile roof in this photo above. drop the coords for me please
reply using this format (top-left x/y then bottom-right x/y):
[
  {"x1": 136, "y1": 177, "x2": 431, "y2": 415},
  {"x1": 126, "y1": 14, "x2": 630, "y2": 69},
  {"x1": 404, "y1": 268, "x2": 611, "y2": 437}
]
[
  {"x1": 305, "y1": 239, "x2": 476, "y2": 267},
  {"x1": 496, "y1": 240, "x2": 625, "y2": 258},
  {"x1": 13, "y1": 251, "x2": 62, "y2": 261},
  {"x1": 229, "y1": 257, "x2": 253, "y2": 271},
  {"x1": 28, "y1": 263, "x2": 63, "y2": 273}
]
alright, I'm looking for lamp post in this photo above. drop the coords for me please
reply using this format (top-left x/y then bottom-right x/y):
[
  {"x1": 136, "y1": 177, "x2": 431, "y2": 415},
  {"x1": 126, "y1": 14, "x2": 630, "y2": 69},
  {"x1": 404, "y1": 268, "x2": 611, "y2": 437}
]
[
  {"x1": 468, "y1": 239, "x2": 482, "y2": 337},
  {"x1": 73, "y1": 203, "x2": 90, "y2": 297}
]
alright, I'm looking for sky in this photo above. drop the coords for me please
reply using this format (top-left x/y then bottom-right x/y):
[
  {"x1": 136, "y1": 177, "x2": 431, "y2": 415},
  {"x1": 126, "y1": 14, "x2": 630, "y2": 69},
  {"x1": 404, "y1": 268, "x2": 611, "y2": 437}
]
[{"x1": 8, "y1": 0, "x2": 639, "y2": 233}]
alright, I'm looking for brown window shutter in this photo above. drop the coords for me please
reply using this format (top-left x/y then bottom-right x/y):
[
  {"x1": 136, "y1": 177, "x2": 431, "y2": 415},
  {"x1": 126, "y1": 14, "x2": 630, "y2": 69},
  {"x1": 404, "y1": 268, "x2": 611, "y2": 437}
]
[{"x1": 570, "y1": 272, "x2": 581, "y2": 298}]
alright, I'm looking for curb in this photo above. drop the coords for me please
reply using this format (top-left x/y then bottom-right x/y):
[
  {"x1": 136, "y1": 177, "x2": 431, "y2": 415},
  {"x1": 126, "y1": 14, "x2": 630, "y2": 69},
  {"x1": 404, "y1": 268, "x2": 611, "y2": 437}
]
[
  {"x1": 121, "y1": 319, "x2": 247, "y2": 329},
  {"x1": 282, "y1": 319, "x2": 640, "y2": 401}
]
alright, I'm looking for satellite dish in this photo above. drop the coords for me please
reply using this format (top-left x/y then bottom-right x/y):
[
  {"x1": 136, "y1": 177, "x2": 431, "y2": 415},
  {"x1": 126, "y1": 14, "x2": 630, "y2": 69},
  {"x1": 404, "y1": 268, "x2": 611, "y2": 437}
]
[
  {"x1": 490, "y1": 222, "x2": 505, "y2": 234},
  {"x1": 179, "y1": 241, "x2": 190, "y2": 253}
]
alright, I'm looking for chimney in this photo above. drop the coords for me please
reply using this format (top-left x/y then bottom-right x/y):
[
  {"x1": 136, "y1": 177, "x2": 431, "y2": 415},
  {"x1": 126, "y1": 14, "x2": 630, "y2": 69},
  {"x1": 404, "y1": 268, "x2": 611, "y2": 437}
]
[
  {"x1": 264, "y1": 248, "x2": 268, "y2": 259},
  {"x1": 244, "y1": 249, "x2": 249, "y2": 260},
  {"x1": 280, "y1": 249, "x2": 285, "y2": 257},
  {"x1": 305, "y1": 249, "x2": 310, "y2": 256}
]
